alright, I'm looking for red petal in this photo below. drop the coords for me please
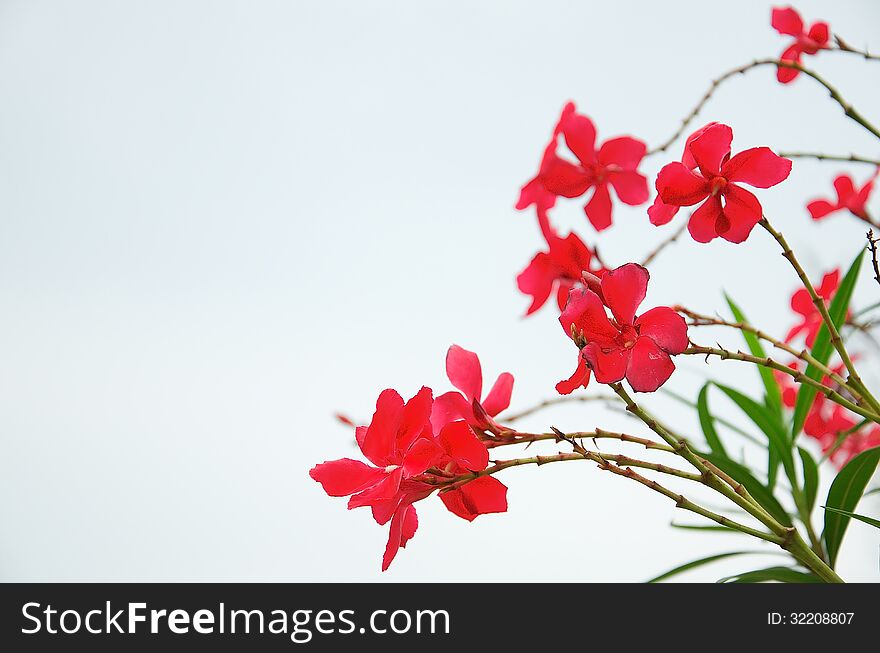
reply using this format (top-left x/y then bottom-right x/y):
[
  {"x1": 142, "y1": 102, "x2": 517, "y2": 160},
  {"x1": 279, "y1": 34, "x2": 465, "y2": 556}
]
[
  {"x1": 440, "y1": 476, "x2": 508, "y2": 522},
  {"x1": 626, "y1": 337, "x2": 675, "y2": 392},
  {"x1": 400, "y1": 504, "x2": 418, "y2": 548},
  {"x1": 446, "y1": 345, "x2": 482, "y2": 402},
  {"x1": 430, "y1": 391, "x2": 472, "y2": 433},
  {"x1": 397, "y1": 386, "x2": 434, "y2": 452},
  {"x1": 347, "y1": 468, "x2": 403, "y2": 509},
  {"x1": 771, "y1": 7, "x2": 804, "y2": 36},
  {"x1": 687, "y1": 195, "x2": 723, "y2": 243},
  {"x1": 561, "y1": 111, "x2": 598, "y2": 165},
  {"x1": 656, "y1": 162, "x2": 710, "y2": 206},
  {"x1": 381, "y1": 505, "x2": 414, "y2": 571},
  {"x1": 817, "y1": 269, "x2": 840, "y2": 299},
  {"x1": 601, "y1": 263, "x2": 649, "y2": 325},
  {"x1": 722, "y1": 147, "x2": 791, "y2": 188},
  {"x1": 833, "y1": 175, "x2": 856, "y2": 203},
  {"x1": 360, "y1": 389, "x2": 404, "y2": 465},
  {"x1": 790, "y1": 287, "x2": 814, "y2": 316},
  {"x1": 541, "y1": 156, "x2": 593, "y2": 198},
  {"x1": 807, "y1": 199, "x2": 837, "y2": 220},
  {"x1": 609, "y1": 170, "x2": 649, "y2": 206},
  {"x1": 598, "y1": 136, "x2": 646, "y2": 169},
  {"x1": 402, "y1": 437, "x2": 443, "y2": 477},
  {"x1": 718, "y1": 184, "x2": 763, "y2": 243},
  {"x1": 584, "y1": 183, "x2": 613, "y2": 231},
  {"x1": 559, "y1": 287, "x2": 619, "y2": 345},
  {"x1": 516, "y1": 252, "x2": 556, "y2": 315},
  {"x1": 438, "y1": 420, "x2": 489, "y2": 471},
  {"x1": 808, "y1": 22, "x2": 829, "y2": 46},
  {"x1": 688, "y1": 123, "x2": 732, "y2": 177},
  {"x1": 482, "y1": 372, "x2": 514, "y2": 417},
  {"x1": 309, "y1": 459, "x2": 386, "y2": 497},
  {"x1": 555, "y1": 353, "x2": 591, "y2": 395},
  {"x1": 777, "y1": 45, "x2": 802, "y2": 83},
  {"x1": 582, "y1": 343, "x2": 630, "y2": 384},
  {"x1": 681, "y1": 122, "x2": 721, "y2": 169},
  {"x1": 635, "y1": 306, "x2": 689, "y2": 354},
  {"x1": 648, "y1": 195, "x2": 680, "y2": 226}
]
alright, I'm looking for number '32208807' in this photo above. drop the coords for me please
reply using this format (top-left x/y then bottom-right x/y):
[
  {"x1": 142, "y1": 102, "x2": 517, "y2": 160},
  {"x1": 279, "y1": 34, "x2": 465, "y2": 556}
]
[{"x1": 768, "y1": 613, "x2": 854, "y2": 625}]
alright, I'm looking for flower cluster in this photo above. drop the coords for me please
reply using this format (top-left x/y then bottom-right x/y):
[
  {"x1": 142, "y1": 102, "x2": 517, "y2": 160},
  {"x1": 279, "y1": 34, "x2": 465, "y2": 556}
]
[
  {"x1": 771, "y1": 6, "x2": 830, "y2": 84},
  {"x1": 807, "y1": 170, "x2": 877, "y2": 223},
  {"x1": 310, "y1": 346, "x2": 510, "y2": 570}
]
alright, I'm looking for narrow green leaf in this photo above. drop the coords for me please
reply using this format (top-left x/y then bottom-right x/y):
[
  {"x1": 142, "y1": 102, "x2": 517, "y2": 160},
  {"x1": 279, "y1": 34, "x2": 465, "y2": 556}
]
[
  {"x1": 865, "y1": 487, "x2": 880, "y2": 498},
  {"x1": 647, "y1": 551, "x2": 760, "y2": 583},
  {"x1": 701, "y1": 452, "x2": 793, "y2": 526},
  {"x1": 798, "y1": 447, "x2": 819, "y2": 513},
  {"x1": 823, "y1": 445, "x2": 880, "y2": 566},
  {"x1": 719, "y1": 566, "x2": 822, "y2": 584},
  {"x1": 725, "y1": 293, "x2": 783, "y2": 417},
  {"x1": 660, "y1": 388, "x2": 763, "y2": 446},
  {"x1": 715, "y1": 382, "x2": 794, "y2": 486},
  {"x1": 697, "y1": 384, "x2": 727, "y2": 458},
  {"x1": 822, "y1": 506, "x2": 880, "y2": 530},
  {"x1": 792, "y1": 251, "x2": 864, "y2": 437},
  {"x1": 670, "y1": 522, "x2": 740, "y2": 533}
]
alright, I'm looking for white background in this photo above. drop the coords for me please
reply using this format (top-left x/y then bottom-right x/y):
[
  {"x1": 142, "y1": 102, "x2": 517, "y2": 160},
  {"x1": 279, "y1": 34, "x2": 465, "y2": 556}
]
[{"x1": 1, "y1": 0, "x2": 878, "y2": 582}]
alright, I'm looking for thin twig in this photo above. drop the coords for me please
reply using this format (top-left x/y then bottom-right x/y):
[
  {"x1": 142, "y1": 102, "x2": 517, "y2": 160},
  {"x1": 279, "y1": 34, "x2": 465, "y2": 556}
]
[
  {"x1": 868, "y1": 230, "x2": 880, "y2": 289},
  {"x1": 833, "y1": 36, "x2": 880, "y2": 61},
  {"x1": 641, "y1": 221, "x2": 689, "y2": 266},
  {"x1": 777, "y1": 151, "x2": 880, "y2": 166},
  {"x1": 500, "y1": 394, "x2": 618, "y2": 424}
]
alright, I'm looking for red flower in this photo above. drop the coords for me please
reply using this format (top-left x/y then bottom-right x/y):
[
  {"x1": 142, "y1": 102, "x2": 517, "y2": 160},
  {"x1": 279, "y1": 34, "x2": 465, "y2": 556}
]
[
  {"x1": 655, "y1": 123, "x2": 791, "y2": 243},
  {"x1": 785, "y1": 269, "x2": 840, "y2": 347},
  {"x1": 516, "y1": 103, "x2": 575, "y2": 217},
  {"x1": 431, "y1": 345, "x2": 514, "y2": 432},
  {"x1": 803, "y1": 401, "x2": 880, "y2": 469},
  {"x1": 516, "y1": 228, "x2": 604, "y2": 315},
  {"x1": 648, "y1": 122, "x2": 721, "y2": 226},
  {"x1": 557, "y1": 263, "x2": 688, "y2": 393},
  {"x1": 771, "y1": 6, "x2": 830, "y2": 84},
  {"x1": 532, "y1": 102, "x2": 648, "y2": 232},
  {"x1": 807, "y1": 170, "x2": 878, "y2": 222}
]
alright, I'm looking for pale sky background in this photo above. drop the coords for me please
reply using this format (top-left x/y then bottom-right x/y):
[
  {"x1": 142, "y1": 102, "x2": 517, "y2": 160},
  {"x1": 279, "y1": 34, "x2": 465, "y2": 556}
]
[{"x1": 1, "y1": 0, "x2": 879, "y2": 582}]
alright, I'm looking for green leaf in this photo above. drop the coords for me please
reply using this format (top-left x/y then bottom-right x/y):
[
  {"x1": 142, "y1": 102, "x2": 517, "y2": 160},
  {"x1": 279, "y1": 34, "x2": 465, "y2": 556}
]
[
  {"x1": 798, "y1": 447, "x2": 819, "y2": 513},
  {"x1": 725, "y1": 294, "x2": 783, "y2": 417},
  {"x1": 822, "y1": 506, "x2": 880, "y2": 530},
  {"x1": 792, "y1": 251, "x2": 864, "y2": 437},
  {"x1": 700, "y1": 452, "x2": 793, "y2": 527},
  {"x1": 697, "y1": 384, "x2": 727, "y2": 458},
  {"x1": 670, "y1": 521, "x2": 740, "y2": 533},
  {"x1": 715, "y1": 382, "x2": 794, "y2": 488},
  {"x1": 865, "y1": 487, "x2": 880, "y2": 498},
  {"x1": 823, "y1": 445, "x2": 880, "y2": 566},
  {"x1": 718, "y1": 566, "x2": 822, "y2": 583},
  {"x1": 647, "y1": 551, "x2": 761, "y2": 583}
]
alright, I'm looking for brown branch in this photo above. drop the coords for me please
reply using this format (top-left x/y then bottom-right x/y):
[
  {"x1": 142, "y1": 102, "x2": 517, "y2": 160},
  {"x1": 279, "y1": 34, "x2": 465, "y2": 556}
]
[
  {"x1": 641, "y1": 221, "x2": 688, "y2": 266},
  {"x1": 869, "y1": 230, "x2": 880, "y2": 290}
]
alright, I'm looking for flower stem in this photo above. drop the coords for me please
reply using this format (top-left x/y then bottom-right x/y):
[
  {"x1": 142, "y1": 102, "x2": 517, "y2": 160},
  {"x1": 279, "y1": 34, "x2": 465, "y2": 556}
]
[{"x1": 777, "y1": 151, "x2": 880, "y2": 167}]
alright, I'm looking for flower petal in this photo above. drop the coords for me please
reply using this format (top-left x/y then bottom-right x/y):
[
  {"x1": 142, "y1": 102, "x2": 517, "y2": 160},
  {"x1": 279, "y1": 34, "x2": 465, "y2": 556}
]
[
  {"x1": 635, "y1": 306, "x2": 689, "y2": 354},
  {"x1": 559, "y1": 287, "x2": 619, "y2": 345},
  {"x1": 347, "y1": 467, "x2": 403, "y2": 510},
  {"x1": 626, "y1": 337, "x2": 675, "y2": 392},
  {"x1": 555, "y1": 352, "x2": 591, "y2": 395},
  {"x1": 718, "y1": 184, "x2": 763, "y2": 243},
  {"x1": 647, "y1": 195, "x2": 680, "y2": 226},
  {"x1": 581, "y1": 343, "x2": 630, "y2": 384},
  {"x1": 381, "y1": 504, "x2": 413, "y2": 571},
  {"x1": 688, "y1": 123, "x2": 732, "y2": 177},
  {"x1": 360, "y1": 389, "x2": 405, "y2": 465},
  {"x1": 656, "y1": 162, "x2": 710, "y2": 206},
  {"x1": 777, "y1": 44, "x2": 802, "y2": 83},
  {"x1": 396, "y1": 386, "x2": 434, "y2": 452},
  {"x1": 446, "y1": 345, "x2": 482, "y2": 402},
  {"x1": 609, "y1": 170, "x2": 649, "y2": 206},
  {"x1": 584, "y1": 183, "x2": 613, "y2": 231},
  {"x1": 482, "y1": 372, "x2": 514, "y2": 417},
  {"x1": 833, "y1": 175, "x2": 856, "y2": 204},
  {"x1": 540, "y1": 155, "x2": 593, "y2": 198},
  {"x1": 440, "y1": 476, "x2": 508, "y2": 522},
  {"x1": 598, "y1": 136, "x2": 646, "y2": 169},
  {"x1": 402, "y1": 437, "x2": 443, "y2": 477},
  {"x1": 808, "y1": 22, "x2": 829, "y2": 47},
  {"x1": 429, "y1": 390, "x2": 472, "y2": 433},
  {"x1": 771, "y1": 7, "x2": 804, "y2": 36},
  {"x1": 807, "y1": 199, "x2": 837, "y2": 220},
  {"x1": 687, "y1": 195, "x2": 723, "y2": 243},
  {"x1": 516, "y1": 251, "x2": 556, "y2": 315},
  {"x1": 438, "y1": 420, "x2": 488, "y2": 471},
  {"x1": 601, "y1": 263, "x2": 649, "y2": 325},
  {"x1": 309, "y1": 459, "x2": 386, "y2": 497},
  {"x1": 722, "y1": 147, "x2": 791, "y2": 188},
  {"x1": 561, "y1": 111, "x2": 598, "y2": 165}
]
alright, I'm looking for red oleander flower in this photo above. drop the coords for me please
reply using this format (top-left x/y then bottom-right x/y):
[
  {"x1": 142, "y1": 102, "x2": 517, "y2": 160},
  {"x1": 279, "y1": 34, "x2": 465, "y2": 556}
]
[
  {"x1": 431, "y1": 345, "x2": 514, "y2": 432},
  {"x1": 771, "y1": 6, "x2": 830, "y2": 84},
  {"x1": 648, "y1": 122, "x2": 722, "y2": 226},
  {"x1": 807, "y1": 170, "x2": 878, "y2": 222},
  {"x1": 803, "y1": 401, "x2": 880, "y2": 469},
  {"x1": 557, "y1": 263, "x2": 688, "y2": 393},
  {"x1": 529, "y1": 102, "x2": 648, "y2": 232},
  {"x1": 655, "y1": 123, "x2": 791, "y2": 243},
  {"x1": 516, "y1": 228, "x2": 604, "y2": 315},
  {"x1": 785, "y1": 269, "x2": 840, "y2": 347}
]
